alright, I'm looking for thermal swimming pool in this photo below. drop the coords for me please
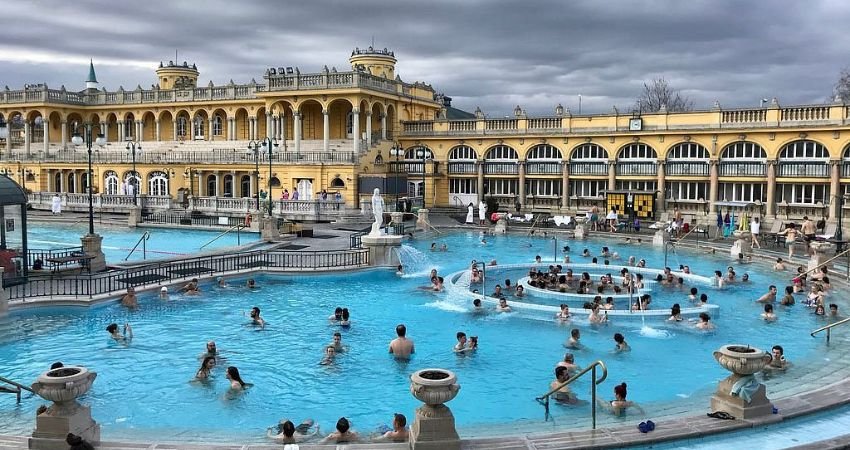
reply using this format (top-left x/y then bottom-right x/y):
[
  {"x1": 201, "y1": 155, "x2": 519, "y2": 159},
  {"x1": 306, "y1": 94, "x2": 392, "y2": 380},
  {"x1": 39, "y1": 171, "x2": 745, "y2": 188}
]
[
  {"x1": 25, "y1": 222, "x2": 260, "y2": 263},
  {"x1": 0, "y1": 231, "x2": 846, "y2": 443}
]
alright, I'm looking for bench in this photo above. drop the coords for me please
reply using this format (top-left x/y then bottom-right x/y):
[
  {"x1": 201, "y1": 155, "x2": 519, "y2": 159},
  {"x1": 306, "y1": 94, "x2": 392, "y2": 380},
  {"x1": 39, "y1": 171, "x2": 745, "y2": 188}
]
[{"x1": 45, "y1": 255, "x2": 94, "y2": 273}]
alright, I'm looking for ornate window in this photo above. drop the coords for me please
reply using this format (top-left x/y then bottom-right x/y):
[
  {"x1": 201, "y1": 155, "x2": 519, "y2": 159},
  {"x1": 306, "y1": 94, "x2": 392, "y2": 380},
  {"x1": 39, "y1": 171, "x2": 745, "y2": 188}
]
[
  {"x1": 193, "y1": 117, "x2": 205, "y2": 139},
  {"x1": 570, "y1": 180, "x2": 606, "y2": 198},
  {"x1": 123, "y1": 171, "x2": 141, "y2": 195},
  {"x1": 404, "y1": 146, "x2": 433, "y2": 160},
  {"x1": 212, "y1": 115, "x2": 223, "y2": 136},
  {"x1": 176, "y1": 117, "x2": 188, "y2": 137},
  {"x1": 779, "y1": 140, "x2": 829, "y2": 160},
  {"x1": 720, "y1": 142, "x2": 766, "y2": 160},
  {"x1": 104, "y1": 171, "x2": 119, "y2": 195},
  {"x1": 448, "y1": 145, "x2": 477, "y2": 160},
  {"x1": 206, "y1": 174, "x2": 217, "y2": 196},
  {"x1": 570, "y1": 144, "x2": 608, "y2": 160},
  {"x1": 484, "y1": 145, "x2": 518, "y2": 160},
  {"x1": 67, "y1": 173, "x2": 76, "y2": 193},
  {"x1": 148, "y1": 171, "x2": 169, "y2": 196},
  {"x1": 330, "y1": 177, "x2": 345, "y2": 188},
  {"x1": 617, "y1": 143, "x2": 657, "y2": 160},
  {"x1": 667, "y1": 143, "x2": 709, "y2": 160},
  {"x1": 526, "y1": 144, "x2": 562, "y2": 160}
]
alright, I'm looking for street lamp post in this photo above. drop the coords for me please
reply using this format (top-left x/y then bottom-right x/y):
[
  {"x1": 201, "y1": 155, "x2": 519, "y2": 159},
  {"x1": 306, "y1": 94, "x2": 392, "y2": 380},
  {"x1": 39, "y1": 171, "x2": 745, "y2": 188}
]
[
  {"x1": 71, "y1": 123, "x2": 106, "y2": 235},
  {"x1": 126, "y1": 141, "x2": 141, "y2": 205},
  {"x1": 416, "y1": 147, "x2": 429, "y2": 208},
  {"x1": 247, "y1": 137, "x2": 279, "y2": 214},
  {"x1": 390, "y1": 143, "x2": 402, "y2": 211}
]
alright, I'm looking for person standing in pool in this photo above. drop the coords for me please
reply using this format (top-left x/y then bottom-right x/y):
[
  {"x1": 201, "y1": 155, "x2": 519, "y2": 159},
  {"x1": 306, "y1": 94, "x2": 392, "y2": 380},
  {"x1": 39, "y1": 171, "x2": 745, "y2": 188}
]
[
  {"x1": 373, "y1": 413, "x2": 409, "y2": 442},
  {"x1": 120, "y1": 287, "x2": 138, "y2": 308},
  {"x1": 249, "y1": 307, "x2": 265, "y2": 329},
  {"x1": 613, "y1": 333, "x2": 630, "y2": 352},
  {"x1": 106, "y1": 323, "x2": 132, "y2": 341},
  {"x1": 180, "y1": 278, "x2": 200, "y2": 294},
  {"x1": 550, "y1": 366, "x2": 578, "y2": 404},
  {"x1": 226, "y1": 366, "x2": 248, "y2": 390},
  {"x1": 598, "y1": 382, "x2": 644, "y2": 416},
  {"x1": 565, "y1": 328, "x2": 583, "y2": 349},
  {"x1": 389, "y1": 324, "x2": 415, "y2": 359},
  {"x1": 196, "y1": 356, "x2": 216, "y2": 380}
]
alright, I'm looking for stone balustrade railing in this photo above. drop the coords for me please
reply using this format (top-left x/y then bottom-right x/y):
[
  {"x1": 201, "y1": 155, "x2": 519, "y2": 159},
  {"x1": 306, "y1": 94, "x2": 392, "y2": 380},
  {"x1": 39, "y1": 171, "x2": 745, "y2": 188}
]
[{"x1": 5, "y1": 148, "x2": 358, "y2": 165}]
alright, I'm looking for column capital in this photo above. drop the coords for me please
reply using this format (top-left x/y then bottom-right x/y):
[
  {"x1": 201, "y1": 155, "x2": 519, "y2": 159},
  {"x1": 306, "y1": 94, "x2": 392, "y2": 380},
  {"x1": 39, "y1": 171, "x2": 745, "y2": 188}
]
[
  {"x1": 322, "y1": 109, "x2": 329, "y2": 115},
  {"x1": 365, "y1": 111, "x2": 372, "y2": 117},
  {"x1": 352, "y1": 108, "x2": 360, "y2": 114},
  {"x1": 766, "y1": 159, "x2": 778, "y2": 166},
  {"x1": 829, "y1": 159, "x2": 841, "y2": 167},
  {"x1": 293, "y1": 111, "x2": 302, "y2": 117},
  {"x1": 266, "y1": 111, "x2": 273, "y2": 117}
]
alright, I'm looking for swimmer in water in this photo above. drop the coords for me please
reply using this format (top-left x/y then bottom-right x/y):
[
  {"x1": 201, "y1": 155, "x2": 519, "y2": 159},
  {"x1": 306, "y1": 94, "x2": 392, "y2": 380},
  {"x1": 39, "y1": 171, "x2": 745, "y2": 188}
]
[
  {"x1": 320, "y1": 345, "x2": 337, "y2": 365},
  {"x1": 267, "y1": 419, "x2": 318, "y2": 444},
  {"x1": 246, "y1": 278, "x2": 257, "y2": 289},
  {"x1": 181, "y1": 278, "x2": 200, "y2": 294},
  {"x1": 330, "y1": 332, "x2": 345, "y2": 352},
  {"x1": 613, "y1": 333, "x2": 630, "y2": 352},
  {"x1": 249, "y1": 307, "x2": 266, "y2": 329},
  {"x1": 764, "y1": 345, "x2": 788, "y2": 372},
  {"x1": 159, "y1": 286, "x2": 169, "y2": 299},
  {"x1": 106, "y1": 323, "x2": 132, "y2": 341},
  {"x1": 695, "y1": 312, "x2": 715, "y2": 330},
  {"x1": 598, "y1": 382, "x2": 644, "y2": 416},
  {"x1": 565, "y1": 328, "x2": 583, "y2": 350},
  {"x1": 226, "y1": 366, "x2": 247, "y2": 390},
  {"x1": 217, "y1": 277, "x2": 227, "y2": 288},
  {"x1": 121, "y1": 287, "x2": 138, "y2": 308},
  {"x1": 396, "y1": 264, "x2": 404, "y2": 276},
  {"x1": 196, "y1": 356, "x2": 216, "y2": 380},
  {"x1": 339, "y1": 308, "x2": 351, "y2": 327},
  {"x1": 496, "y1": 298, "x2": 512, "y2": 312},
  {"x1": 329, "y1": 307, "x2": 343, "y2": 322},
  {"x1": 550, "y1": 366, "x2": 578, "y2": 404},
  {"x1": 762, "y1": 303, "x2": 777, "y2": 322}
]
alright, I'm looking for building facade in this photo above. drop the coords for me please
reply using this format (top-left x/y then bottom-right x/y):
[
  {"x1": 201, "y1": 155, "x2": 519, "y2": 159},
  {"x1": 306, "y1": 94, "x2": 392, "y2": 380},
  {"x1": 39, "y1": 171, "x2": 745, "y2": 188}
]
[{"x1": 1, "y1": 48, "x2": 849, "y2": 228}]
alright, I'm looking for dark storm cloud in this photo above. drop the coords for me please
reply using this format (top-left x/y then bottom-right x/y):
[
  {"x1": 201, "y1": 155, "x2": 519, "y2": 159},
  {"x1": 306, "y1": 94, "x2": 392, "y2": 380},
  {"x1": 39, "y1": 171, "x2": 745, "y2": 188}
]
[{"x1": 3, "y1": 0, "x2": 850, "y2": 115}]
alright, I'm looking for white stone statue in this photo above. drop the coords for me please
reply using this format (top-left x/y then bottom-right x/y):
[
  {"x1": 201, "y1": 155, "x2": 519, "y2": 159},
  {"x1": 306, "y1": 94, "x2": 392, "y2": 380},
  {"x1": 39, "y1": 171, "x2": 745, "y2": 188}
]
[{"x1": 370, "y1": 188, "x2": 385, "y2": 236}]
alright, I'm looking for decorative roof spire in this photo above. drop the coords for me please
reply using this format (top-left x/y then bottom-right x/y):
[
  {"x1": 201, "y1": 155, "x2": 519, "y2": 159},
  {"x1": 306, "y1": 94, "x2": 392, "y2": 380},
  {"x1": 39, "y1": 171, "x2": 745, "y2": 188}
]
[{"x1": 87, "y1": 60, "x2": 98, "y2": 83}]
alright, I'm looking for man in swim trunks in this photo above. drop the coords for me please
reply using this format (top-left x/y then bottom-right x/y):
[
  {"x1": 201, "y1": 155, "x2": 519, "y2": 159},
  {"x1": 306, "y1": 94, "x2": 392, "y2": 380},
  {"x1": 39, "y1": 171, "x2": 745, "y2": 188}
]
[
  {"x1": 389, "y1": 324, "x2": 415, "y2": 359},
  {"x1": 801, "y1": 216, "x2": 817, "y2": 255}
]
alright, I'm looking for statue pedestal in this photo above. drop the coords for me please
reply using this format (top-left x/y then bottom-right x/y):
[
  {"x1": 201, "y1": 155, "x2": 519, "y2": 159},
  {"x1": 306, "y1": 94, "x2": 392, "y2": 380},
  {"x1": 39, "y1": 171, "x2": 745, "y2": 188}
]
[
  {"x1": 494, "y1": 217, "x2": 508, "y2": 234},
  {"x1": 80, "y1": 234, "x2": 106, "y2": 272},
  {"x1": 416, "y1": 209, "x2": 430, "y2": 231},
  {"x1": 652, "y1": 229, "x2": 667, "y2": 247},
  {"x1": 391, "y1": 211, "x2": 404, "y2": 225},
  {"x1": 361, "y1": 234, "x2": 403, "y2": 267},
  {"x1": 127, "y1": 206, "x2": 141, "y2": 228},
  {"x1": 574, "y1": 223, "x2": 587, "y2": 240},
  {"x1": 730, "y1": 230, "x2": 753, "y2": 257},
  {"x1": 260, "y1": 217, "x2": 279, "y2": 242},
  {"x1": 410, "y1": 369, "x2": 461, "y2": 450},
  {"x1": 710, "y1": 374, "x2": 774, "y2": 420},
  {"x1": 808, "y1": 241, "x2": 836, "y2": 272}
]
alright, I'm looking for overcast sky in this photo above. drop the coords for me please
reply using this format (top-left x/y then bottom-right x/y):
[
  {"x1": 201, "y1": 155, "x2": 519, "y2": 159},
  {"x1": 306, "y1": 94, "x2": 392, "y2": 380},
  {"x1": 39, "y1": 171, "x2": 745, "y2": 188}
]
[{"x1": 3, "y1": 0, "x2": 849, "y2": 116}]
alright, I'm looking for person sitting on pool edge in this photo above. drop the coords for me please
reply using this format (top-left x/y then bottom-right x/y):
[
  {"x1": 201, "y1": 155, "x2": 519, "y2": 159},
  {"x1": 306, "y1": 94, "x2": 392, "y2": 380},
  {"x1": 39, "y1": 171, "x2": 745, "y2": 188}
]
[
  {"x1": 373, "y1": 413, "x2": 409, "y2": 442},
  {"x1": 267, "y1": 418, "x2": 318, "y2": 443},
  {"x1": 106, "y1": 323, "x2": 132, "y2": 341},
  {"x1": 598, "y1": 382, "x2": 644, "y2": 416},
  {"x1": 550, "y1": 366, "x2": 578, "y2": 404},
  {"x1": 320, "y1": 417, "x2": 359, "y2": 444}
]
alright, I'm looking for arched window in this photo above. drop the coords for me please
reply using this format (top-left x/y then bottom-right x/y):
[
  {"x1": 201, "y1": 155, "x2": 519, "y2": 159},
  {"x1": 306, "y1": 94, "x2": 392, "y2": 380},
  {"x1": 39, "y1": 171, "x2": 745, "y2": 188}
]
[
  {"x1": 53, "y1": 172, "x2": 62, "y2": 192},
  {"x1": 374, "y1": 154, "x2": 384, "y2": 165},
  {"x1": 123, "y1": 171, "x2": 141, "y2": 195},
  {"x1": 779, "y1": 140, "x2": 829, "y2": 160},
  {"x1": 330, "y1": 177, "x2": 345, "y2": 188},
  {"x1": 526, "y1": 144, "x2": 562, "y2": 160},
  {"x1": 212, "y1": 115, "x2": 223, "y2": 136},
  {"x1": 104, "y1": 171, "x2": 119, "y2": 195},
  {"x1": 570, "y1": 143, "x2": 608, "y2": 160},
  {"x1": 176, "y1": 117, "x2": 188, "y2": 137},
  {"x1": 223, "y1": 174, "x2": 234, "y2": 197},
  {"x1": 148, "y1": 171, "x2": 169, "y2": 196},
  {"x1": 720, "y1": 142, "x2": 766, "y2": 160},
  {"x1": 484, "y1": 145, "x2": 518, "y2": 160},
  {"x1": 124, "y1": 114, "x2": 135, "y2": 140},
  {"x1": 448, "y1": 145, "x2": 478, "y2": 160},
  {"x1": 206, "y1": 174, "x2": 217, "y2": 196},
  {"x1": 81, "y1": 172, "x2": 90, "y2": 193},
  {"x1": 193, "y1": 116, "x2": 205, "y2": 139},
  {"x1": 404, "y1": 146, "x2": 433, "y2": 160},
  {"x1": 240, "y1": 175, "x2": 251, "y2": 198},
  {"x1": 667, "y1": 143, "x2": 709, "y2": 160},
  {"x1": 67, "y1": 173, "x2": 76, "y2": 193},
  {"x1": 617, "y1": 143, "x2": 657, "y2": 160}
]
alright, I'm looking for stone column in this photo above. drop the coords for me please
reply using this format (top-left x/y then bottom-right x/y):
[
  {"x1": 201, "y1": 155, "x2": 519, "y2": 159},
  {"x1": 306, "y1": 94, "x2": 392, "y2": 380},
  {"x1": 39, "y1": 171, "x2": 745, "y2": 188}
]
[
  {"x1": 137, "y1": 120, "x2": 144, "y2": 142},
  {"x1": 829, "y1": 160, "x2": 840, "y2": 222},
  {"x1": 24, "y1": 121, "x2": 31, "y2": 155},
  {"x1": 208, "y1": 118, "x2": 214, "y2": 141},
  {"x1": 656, "y1": 160, "x2": 665, "y2": 206},
  {"x1": 155, "y1": 120, "x2": 161, "y2": 142},
  {"x1": 381, "y1": 113, "x2": 387, "y2": 140},
  {"x1": 323, "y1": 109, "x2": 330, "y2": 152},
  {"x1": 352, "y1": 108, "x2": 360, "y2": 153},
  {"x1": 60, "y1": 120, "x2": 68, "y2": 149},
  {"x1": 365, "y1": 111, "x2": 372, "y2": 147},
  {"x1": 102, "y1": 122, "x2": 109, "y2": 143},
  {"x1": 294, "y1": 112, "x2": 302, "y2": 154},
  {"x1": 266, "y1": 111, "x2": 273, "y2": 140},
  {"x1": 5, "y1": 126, "x2": 11, "y2": 154},
  {"x1": 117, "y1": 119, "x2": 124, "y2": 142},
  {"x1": 607, "y1": 161, "x2": 616, "y2": 190},
  {"x1": 561, "y1": 162, "x2": 570, "y2": 209},
  {"x1": 190, "y1": 119, "x2": 196, "y2": 140},
  {"x1": 765, "y1": 160, "x2": 776, "y2": 217},
  {"x1": 708, "y1": 160, "x2": 719, "y2": 216},
  {"x1": 214, "y1": 173, "x2": 221, "y2": 197},
  {"x1": 42, "y1": 119, "x2": 49, "y2": 152},
  {"x1": 172, "y1": 121, "x2": 178, "y2": 141},
  {"x1": 518, "y1": 160, "x2": 526, "y2": 208},
  {"x1": 476, "y1": 160, "x2": 485, "y2": 203},
  {"x1": 248, "y1": 117, "x2": 254, "y2": 141}
]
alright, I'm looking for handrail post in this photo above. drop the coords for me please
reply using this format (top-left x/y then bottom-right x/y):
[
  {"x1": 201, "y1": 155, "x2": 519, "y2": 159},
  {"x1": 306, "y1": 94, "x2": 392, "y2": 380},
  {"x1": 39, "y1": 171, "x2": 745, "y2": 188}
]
[
  {"x1": 591, "y1": 365, "x2": 597, "y2": 430},
  {"x1": 827, "y1": 327, "x2": 831, "y2": 343}
]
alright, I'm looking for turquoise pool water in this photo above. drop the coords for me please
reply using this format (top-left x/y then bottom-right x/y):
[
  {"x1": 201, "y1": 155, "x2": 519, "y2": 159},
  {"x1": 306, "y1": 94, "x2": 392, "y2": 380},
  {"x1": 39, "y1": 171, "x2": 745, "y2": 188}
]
[
  {"x1": 24, "y1": 222, "x2": 259, "y2": 263},
  {"x1": 0, "y1": 231, "x2": 845, "y2": 443}
]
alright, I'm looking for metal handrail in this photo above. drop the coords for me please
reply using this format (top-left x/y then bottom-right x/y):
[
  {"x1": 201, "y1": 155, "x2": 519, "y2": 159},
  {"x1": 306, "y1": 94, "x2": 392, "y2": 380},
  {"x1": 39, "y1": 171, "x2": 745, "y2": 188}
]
[
  {"x1": 802, "y1": 248, "x2": 850, "y2": 277},
  {"x1": 811, "y1": 316, "x2": 850, "y2": 343},
  {"x1": 124, "y1": 231, "x2": 150, "y2": 261},
  {"x1": 0, "y1": 376, "x2": 34, "y2": 404},
  {"x1": 200, "y1": 224, "x2": 244, "y2": 250},
  {"x1": 536, "y1": 360, "x2": 608, "y2": 428}
]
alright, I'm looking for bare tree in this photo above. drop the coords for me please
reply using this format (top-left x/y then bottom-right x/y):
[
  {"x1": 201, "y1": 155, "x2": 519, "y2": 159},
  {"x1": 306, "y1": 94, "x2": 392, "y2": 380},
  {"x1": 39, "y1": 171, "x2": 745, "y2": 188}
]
[
  {"x1": 636, "y1": 77, "x2": 694, "y2": 113},
  {"x1": 833, "y1": 68, "x2": 850, "y2": 103}
]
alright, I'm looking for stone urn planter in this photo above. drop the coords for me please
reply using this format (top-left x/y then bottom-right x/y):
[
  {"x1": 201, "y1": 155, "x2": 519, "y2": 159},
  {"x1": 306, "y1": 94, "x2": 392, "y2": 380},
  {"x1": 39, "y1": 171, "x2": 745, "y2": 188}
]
[
  {"x1": 713, "y1": 344, "x2": 772, "y2": 375},
  {"x1": 409, "y1": 369, "x2": 461, "y2": 450},
  {"x1": 410, "y1": 368, "x2": 460, "y2": 406},
  {"x1": 30, "y1": 366, "x2": 100, "y2": 450},
  {"x1": 731, "y1": 230, "x2": 752, "y2": 240},
  {"x1": 710, "y1": 345, "x2": 774, "y2": 420}
]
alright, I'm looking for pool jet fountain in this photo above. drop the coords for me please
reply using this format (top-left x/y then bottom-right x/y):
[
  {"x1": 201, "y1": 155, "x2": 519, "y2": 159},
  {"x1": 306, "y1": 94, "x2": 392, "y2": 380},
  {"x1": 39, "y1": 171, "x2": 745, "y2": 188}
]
[
  {"x1": 410, "y1": 368, "x2": 461, "y2": 450},
  {"x1": 30, "y1": 366, "x2": 99, "y2": 450},
  {"x1": 711, "y1": 344, "x2": 774, "y2": 420}
]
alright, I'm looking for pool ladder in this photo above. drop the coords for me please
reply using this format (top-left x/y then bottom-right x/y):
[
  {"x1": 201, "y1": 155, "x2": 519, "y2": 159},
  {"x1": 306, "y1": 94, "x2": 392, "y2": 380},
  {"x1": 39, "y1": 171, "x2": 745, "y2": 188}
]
[
  {"x1": 0, "y1": 376, "x2": 33, "y2": 404},
  {"x1": 124, "y1": 231, "x2": 151, "y2": 261},
  {"x1": 200, "y1": 224, "x2": 246, "y2": 250},
  {"x1": 811, "y1": 316, "x2": 850, "y2": 343},
  {"x1": 536, "y1": 360, "x2": 608, "y2": 429}
]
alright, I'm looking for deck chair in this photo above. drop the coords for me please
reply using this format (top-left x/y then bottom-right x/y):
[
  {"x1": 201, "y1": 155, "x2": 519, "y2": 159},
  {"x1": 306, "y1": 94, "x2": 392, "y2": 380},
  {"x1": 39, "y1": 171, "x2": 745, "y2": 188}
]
[
  {"x1": 763, "y1": 221, "x2": 784, "y2": 247},
  {"x1": 817, "y1": 223, "x2": 837, "y2": 240}
]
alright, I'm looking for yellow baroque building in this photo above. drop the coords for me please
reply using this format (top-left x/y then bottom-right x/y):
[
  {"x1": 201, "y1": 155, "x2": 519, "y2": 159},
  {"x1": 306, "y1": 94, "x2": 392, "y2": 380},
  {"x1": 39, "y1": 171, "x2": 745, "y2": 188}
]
[{"x1": 2, "y1": 47, "x2": 850, "y2": 230}]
